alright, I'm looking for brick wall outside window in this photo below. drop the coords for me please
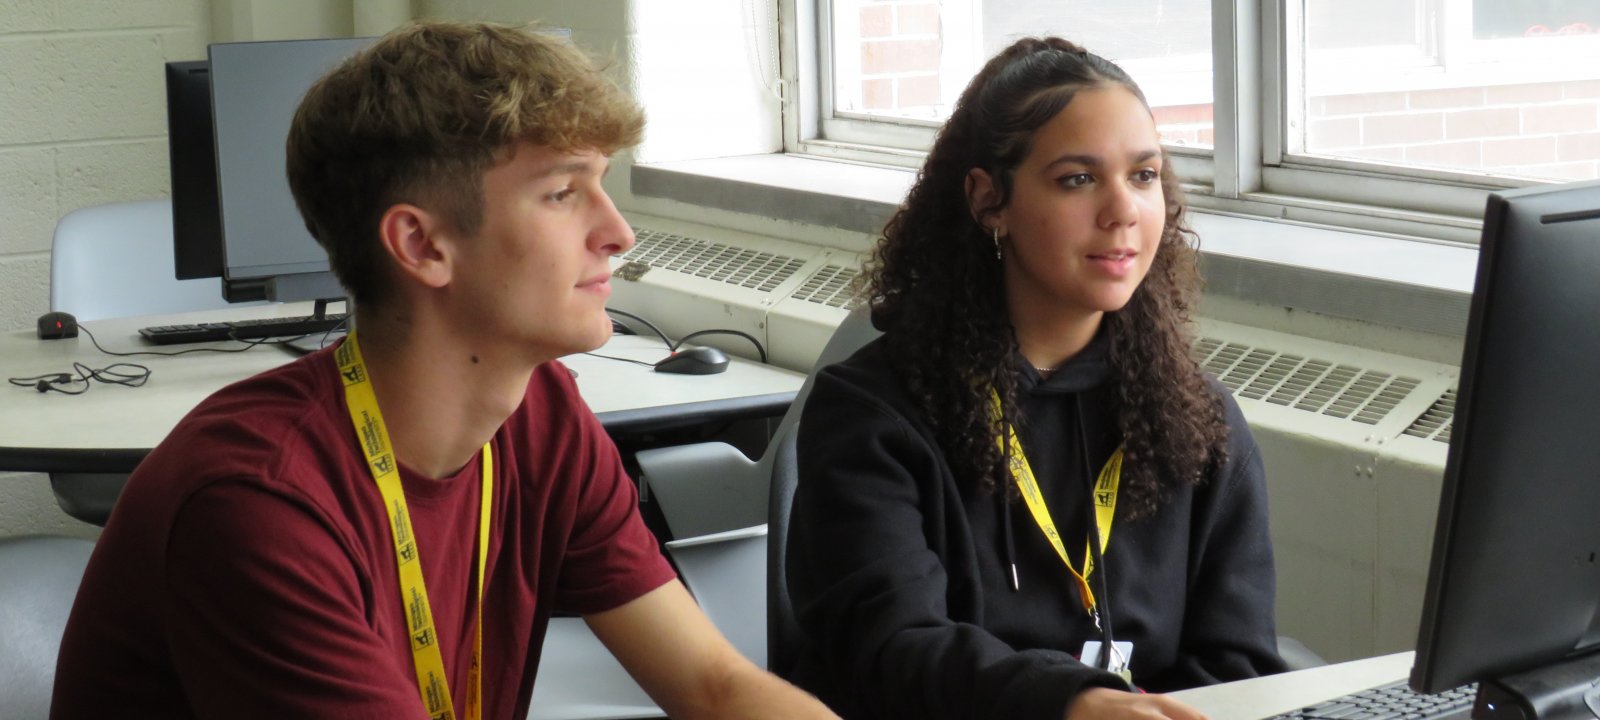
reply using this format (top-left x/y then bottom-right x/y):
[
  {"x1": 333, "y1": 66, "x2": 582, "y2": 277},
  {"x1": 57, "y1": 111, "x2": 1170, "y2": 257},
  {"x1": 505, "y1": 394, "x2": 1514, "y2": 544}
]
[
  {"x1": 1151, "y1": 79, "x2": 1600, "y2": 181},
  {"x1": 857, "y1": 0, "x2": 944, "y2": 112}
]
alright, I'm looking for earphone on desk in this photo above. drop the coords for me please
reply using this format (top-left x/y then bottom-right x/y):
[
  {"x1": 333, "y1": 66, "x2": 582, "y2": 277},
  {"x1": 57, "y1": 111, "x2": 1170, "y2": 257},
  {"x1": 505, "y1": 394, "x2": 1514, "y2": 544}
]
[
  {"x1": 8, "y1": 362, "x2": 151, "y2": 395},
  {"x1": 23, "y1": 373, "x2": 79, "y2": 394}
]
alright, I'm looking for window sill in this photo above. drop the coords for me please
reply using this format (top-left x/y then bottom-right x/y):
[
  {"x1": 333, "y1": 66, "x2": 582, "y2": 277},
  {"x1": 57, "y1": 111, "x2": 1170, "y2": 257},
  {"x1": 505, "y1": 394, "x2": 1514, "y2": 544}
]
[{"x1": 631, "y1": 154, "x2": 1478, "y2": 338}]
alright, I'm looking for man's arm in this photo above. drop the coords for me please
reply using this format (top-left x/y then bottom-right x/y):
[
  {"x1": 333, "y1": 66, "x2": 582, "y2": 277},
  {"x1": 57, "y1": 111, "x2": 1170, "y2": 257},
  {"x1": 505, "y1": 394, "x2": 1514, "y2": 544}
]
[{"x1": 585, "y1": 580, "x2": 839, "y2": 719}]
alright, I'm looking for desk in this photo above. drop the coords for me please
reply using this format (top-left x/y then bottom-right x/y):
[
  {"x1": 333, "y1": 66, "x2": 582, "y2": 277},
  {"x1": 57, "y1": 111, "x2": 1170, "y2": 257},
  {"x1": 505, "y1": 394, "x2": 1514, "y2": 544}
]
[
  {"x1": 0, "y1": 304, "x2": 805, "y2": 475},
  {"x1": 544, "y1": 651, "x2": 1416, "y2": 720},
  {"x1": 1170, "y1": 652, "x2": 1414, "y2": 719}
]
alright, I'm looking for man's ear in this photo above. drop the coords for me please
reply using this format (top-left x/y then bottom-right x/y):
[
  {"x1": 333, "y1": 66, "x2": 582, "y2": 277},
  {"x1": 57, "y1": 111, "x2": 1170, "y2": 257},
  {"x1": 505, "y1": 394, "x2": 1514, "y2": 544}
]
[
  {"x1": 377, "y1": 204, "x2": 453, "y2": 290},
  {"x1": 965, "y1": 167, "x2": 1002, "y2": 232}
]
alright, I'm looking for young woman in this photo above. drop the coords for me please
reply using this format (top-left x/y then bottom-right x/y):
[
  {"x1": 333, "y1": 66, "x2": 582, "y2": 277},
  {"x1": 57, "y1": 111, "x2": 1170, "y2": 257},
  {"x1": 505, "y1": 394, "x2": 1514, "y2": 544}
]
[{"x1": 786, "y1": 37, "x2": 1288, "y2": 720}]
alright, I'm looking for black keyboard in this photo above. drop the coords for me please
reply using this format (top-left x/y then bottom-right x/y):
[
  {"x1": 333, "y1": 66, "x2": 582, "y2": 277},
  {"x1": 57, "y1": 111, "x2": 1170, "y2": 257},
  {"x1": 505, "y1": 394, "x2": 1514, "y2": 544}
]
[
  {"x1": 1269, "y1": 680, "x2": 1477, "y2": 720},
  {"x1": 139, "y1": 313, "x2": 349, "y2": 345}
]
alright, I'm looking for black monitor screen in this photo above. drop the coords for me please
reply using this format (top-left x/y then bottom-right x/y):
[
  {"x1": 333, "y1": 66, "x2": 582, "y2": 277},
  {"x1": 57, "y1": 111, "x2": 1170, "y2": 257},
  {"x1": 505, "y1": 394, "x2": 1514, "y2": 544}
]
[
  {"x1": 1411, "y1": 180, "x2": 1600, "y2": 700},
  {"x1": 165, "y1": 60, "x2": 224, "y2": 283}
]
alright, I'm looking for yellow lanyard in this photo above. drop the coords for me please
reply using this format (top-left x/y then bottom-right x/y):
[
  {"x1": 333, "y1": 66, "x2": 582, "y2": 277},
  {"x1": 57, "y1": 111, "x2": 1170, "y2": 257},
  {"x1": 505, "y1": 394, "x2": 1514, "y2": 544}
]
[
  {"x1": 993, "y1": 394, "x2": 1122, "y2": 617},
  {"x1": 336, "y1": 332, "x2": 491, "y2": 720}
]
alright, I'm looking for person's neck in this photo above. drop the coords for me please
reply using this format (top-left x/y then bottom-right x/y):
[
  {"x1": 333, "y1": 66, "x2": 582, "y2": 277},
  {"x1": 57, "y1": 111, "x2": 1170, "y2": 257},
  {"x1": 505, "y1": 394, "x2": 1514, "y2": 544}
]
[
  {"x1": 1008, "y1": 299, "x2": 1103, "y2": 376},
  {"x1": 352, "y1": 308, "x2": 540, "y2": 480}
]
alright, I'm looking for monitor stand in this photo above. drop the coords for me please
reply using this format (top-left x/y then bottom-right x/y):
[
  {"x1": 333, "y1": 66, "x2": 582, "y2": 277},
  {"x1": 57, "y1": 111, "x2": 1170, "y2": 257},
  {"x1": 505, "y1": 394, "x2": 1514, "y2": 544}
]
[
  {"x1": 282, "y1": 329, "x2": 347, "y2": 356},
  {"x1": 280, "y1": 296, "x2": 349, "y2": 356},
  {"x1": 1473, "y1": 651, "x2": 1600, "y2": 719}
]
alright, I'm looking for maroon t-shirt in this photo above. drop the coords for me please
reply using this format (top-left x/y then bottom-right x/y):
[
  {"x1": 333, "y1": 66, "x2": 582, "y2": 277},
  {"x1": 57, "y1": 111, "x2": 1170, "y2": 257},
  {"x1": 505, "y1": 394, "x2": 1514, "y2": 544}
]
[{"x1": 50, "y1": 347, "x2": 676, "y2": 720}]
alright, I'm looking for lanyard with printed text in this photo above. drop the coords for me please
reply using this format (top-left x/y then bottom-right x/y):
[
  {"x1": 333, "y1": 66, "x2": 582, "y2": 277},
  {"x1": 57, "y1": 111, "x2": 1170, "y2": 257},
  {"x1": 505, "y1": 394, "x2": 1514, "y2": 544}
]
[
  {"x1": 993, "y1": 393, "x2": 1122, "y2": 618},
  {"x1": 337, "y1": 332, "x2": 491, "y2": 720}
]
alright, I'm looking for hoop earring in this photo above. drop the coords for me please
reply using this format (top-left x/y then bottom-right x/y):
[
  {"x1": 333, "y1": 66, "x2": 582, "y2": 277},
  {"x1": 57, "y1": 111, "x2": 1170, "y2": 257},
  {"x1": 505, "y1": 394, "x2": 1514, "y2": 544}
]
[{"x1": 992, "y1": 226, "x2": 1004, "y2": 260}]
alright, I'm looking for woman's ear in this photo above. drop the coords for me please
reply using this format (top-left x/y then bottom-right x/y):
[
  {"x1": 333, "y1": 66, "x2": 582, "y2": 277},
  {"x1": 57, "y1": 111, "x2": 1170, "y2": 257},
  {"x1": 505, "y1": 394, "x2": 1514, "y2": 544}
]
[{"x1": 965, "y1": 167, "x2": 1001, "y2": 232}]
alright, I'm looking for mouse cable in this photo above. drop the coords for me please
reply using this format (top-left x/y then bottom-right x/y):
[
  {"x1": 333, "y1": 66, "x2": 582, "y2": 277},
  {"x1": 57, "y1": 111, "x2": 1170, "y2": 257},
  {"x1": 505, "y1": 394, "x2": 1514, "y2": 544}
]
[
  {"x1": 606, "y1": 309, "x2": 769, "y2": 364},
  {"x1": 605, "y1": 308, "x2": 673, "y2": 350},
  {"x1": 673, "y1": 329, "x2": 767, "y2": 364},
  {"x1": 580, "y1": 352, "x2": 657, "y2": 368}
]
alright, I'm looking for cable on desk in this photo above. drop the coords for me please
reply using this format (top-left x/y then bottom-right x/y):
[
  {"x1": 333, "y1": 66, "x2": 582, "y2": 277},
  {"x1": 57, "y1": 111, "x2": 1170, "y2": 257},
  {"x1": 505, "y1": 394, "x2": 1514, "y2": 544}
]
[
  {"x1": 606, "y1": 308, "x2": 770, "y2": 364},
  {"x1": 10, "y1": 317, "x2": 354, "y2": 394},
  {"x1": 9, "y1": 361, "x2": 150, "y2": 395},
  {"x1": 582, "y1": 352, "x2": 658, "y2": 368},
  {"x1": 673, "y1": 329, "x2": 767, "y2": 364},
  {"x1": 606, "y1": 308, "x2": 673, "y2": 349}
]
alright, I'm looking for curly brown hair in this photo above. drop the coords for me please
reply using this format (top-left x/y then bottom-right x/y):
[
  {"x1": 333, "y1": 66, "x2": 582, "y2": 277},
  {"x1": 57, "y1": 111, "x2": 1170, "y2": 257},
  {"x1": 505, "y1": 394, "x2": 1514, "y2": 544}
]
[
  {"x1": 863, "y1": 36, "x2": 1228, "y2": 518},
  {"x1": 286, "y1": 20, "x2": 643, "y2": 308}
]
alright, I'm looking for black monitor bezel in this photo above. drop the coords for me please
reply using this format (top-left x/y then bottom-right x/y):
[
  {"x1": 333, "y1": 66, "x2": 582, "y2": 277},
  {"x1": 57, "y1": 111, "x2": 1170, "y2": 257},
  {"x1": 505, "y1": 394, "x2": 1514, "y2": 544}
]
[{"x1": 1411, "y1": 179, "x2": 1600, "y2": 695}]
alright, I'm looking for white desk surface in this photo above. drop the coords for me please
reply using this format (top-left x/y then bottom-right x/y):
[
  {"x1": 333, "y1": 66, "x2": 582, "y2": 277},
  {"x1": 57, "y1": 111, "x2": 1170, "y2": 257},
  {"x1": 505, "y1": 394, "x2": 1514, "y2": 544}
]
[
  {"x1": 1, "y1": 304, "x2": 803, "y2": 472},
  {"x1": 1170, "y1": 652, "x2": 1414, "y2": 719},
  {"x1": 525, "y1": 649, "x2": 1413, "y2": 720}
]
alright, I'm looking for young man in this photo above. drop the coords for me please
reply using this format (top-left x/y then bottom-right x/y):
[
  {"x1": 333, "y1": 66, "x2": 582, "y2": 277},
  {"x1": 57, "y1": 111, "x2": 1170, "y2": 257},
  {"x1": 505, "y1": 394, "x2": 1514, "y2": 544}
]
[{"x1": 51, "y1": 21, "x2": 837, "y2": 720}]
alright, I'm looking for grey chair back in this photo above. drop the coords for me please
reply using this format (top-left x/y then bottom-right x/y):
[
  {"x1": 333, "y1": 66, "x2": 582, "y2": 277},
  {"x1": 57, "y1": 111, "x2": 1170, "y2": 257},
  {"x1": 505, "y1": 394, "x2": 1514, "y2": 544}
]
[
  {"x1": 49, "y1": 200, "x2": 268, "y2": 526},
  {"x1": 767, "y1": 308, "x2": 881, "y2": 678},
  {"x1": 666, "y1": 525, "x2": 770, "y2": 666},
  {"x1": 49, "y1": 199, "x2": 260, "y2": 322},
  {"x1": 0, "y1": 535, "x2": 96, "y2": 720}
]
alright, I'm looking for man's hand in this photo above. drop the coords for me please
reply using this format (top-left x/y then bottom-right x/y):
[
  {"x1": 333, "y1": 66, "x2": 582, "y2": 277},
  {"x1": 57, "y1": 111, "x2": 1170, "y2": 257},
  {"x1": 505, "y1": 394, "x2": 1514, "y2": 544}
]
[
  {"x1": 585, "y1": 580, "x2": 839, "y2": 719},
  {"x1": 1066, "y1": 687, "x2": 1209, "y2": 720}
]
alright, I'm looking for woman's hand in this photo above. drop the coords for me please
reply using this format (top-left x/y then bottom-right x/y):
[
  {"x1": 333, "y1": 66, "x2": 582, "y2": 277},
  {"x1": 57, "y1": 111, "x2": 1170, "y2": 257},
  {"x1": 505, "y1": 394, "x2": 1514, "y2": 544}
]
[{"x1": 1065, "y1": 688, "x2": 1209, "y2": 720}]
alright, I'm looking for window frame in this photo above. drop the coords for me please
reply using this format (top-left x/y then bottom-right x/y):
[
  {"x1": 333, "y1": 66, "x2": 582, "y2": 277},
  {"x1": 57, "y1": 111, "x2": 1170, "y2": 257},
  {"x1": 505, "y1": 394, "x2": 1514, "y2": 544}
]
[{"x1": 782, "y1": 0, "x2": 1587, "y2": 244}]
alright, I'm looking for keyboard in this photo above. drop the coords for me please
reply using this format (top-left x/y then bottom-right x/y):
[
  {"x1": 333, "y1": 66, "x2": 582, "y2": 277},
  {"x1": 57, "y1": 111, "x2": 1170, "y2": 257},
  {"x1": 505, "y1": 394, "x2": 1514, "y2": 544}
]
[
  {"x1": 1269, "y1": 680, "x2": 1477, "y2": 720},
  {"x1": 139, "y1": 313, "x2": 349, "y2": 345}
]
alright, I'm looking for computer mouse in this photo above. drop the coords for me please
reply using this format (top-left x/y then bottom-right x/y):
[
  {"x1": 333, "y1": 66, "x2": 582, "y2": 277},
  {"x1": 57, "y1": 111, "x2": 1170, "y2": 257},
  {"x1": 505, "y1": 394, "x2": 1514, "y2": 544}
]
[
  {"x1": 653, "y1": 346, "x2": 730, "y2": 375},
  {"x1": 37, "y1": 311, "x2": 79, "y2": 340}
]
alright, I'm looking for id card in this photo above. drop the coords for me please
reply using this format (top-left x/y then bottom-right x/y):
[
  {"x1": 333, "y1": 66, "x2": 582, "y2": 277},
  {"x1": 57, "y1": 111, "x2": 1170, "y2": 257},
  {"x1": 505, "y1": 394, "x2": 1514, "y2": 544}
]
[{"x1": 1081, "y1": 640, "x2": 1134, "y2": 677}]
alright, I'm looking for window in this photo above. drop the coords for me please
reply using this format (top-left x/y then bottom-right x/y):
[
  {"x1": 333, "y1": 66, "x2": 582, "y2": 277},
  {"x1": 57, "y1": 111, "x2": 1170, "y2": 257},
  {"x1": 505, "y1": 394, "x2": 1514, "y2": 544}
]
[
  {"x1": 791, "y1": 0, "x2": 1600, "y2": 240},
  {"x1": 821, "y1": 0, "x2": 1213, "y2": 151},
  {"x1": 1297, "y1": 0, "x2": 1600, "y2": 183}
]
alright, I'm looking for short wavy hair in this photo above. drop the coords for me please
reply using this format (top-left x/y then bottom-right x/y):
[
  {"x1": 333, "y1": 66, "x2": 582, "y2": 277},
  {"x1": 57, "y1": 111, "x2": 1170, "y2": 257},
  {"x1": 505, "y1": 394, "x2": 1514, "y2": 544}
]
[
  {"x1": 286, "y1": 20, "x2": 643, "y2": 307},
  {"x1": 864, "y1": 37, "x2": 1228, "y2": 517}
]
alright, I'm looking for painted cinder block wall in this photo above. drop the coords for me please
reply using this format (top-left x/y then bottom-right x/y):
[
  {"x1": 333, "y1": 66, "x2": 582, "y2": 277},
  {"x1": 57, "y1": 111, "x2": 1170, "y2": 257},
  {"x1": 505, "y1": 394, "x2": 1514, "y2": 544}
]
[
  {"x1": 0, "y1": 0, "x2": 394, "y2": 538},
  {"x1": 0, "y1": 0, "x2": 211, "y2": 539}
]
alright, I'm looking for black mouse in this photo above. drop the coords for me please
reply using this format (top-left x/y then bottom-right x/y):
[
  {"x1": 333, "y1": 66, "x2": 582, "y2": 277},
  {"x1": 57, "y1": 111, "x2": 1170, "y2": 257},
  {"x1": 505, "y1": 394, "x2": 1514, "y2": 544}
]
[
  {"x1": 653, "y1": 346, "x2": 730, "y2": 375},
  {"x1": 37, "y1": 311, "x2": 79, "y2": 340}
]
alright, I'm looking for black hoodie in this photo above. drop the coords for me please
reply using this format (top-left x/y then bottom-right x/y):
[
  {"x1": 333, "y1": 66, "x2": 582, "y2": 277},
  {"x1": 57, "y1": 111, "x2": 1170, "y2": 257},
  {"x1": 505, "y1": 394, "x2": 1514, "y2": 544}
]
[{"x1": 787, "y1": 332, "x2": 1286, "y2": 719}]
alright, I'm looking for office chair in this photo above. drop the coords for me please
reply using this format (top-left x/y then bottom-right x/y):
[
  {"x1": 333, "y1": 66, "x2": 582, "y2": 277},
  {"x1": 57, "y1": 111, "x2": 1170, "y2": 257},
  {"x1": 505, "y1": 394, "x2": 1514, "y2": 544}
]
[
  {"x1": 665, "y1": 525, "x2": 770, "y2": 666},
  {"x1": 49, "y1": 199, "x2": 251, "y2": 322},
  {"x1": 47, "y1": 199, "x2": 268, "y2": 526},
  {"x1": 635, "y1": 308, "x2": 880, "y2": 673},
  {"x1": 0, "y1": 535, "x2": 96, "y2": 720},
  {"x1": 529, "y1": 618, "x2": 662, "y2": 720},
  {"x1": 635, "y1": 310, "x2": 879, "y2": 542}
]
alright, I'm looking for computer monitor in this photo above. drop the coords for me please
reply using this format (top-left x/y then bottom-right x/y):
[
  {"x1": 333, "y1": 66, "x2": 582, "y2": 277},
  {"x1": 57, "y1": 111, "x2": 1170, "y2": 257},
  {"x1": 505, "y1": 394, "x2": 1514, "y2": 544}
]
[
  {"x1": 164, "y1": 61, "x2": 229, "y2": 286},
  {"x1": 1411, "y1": 179, "x2": 1600, "y2": 718},
  {"x1": 192, "y1": 37, "x2": 372, "y2": 304}
]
